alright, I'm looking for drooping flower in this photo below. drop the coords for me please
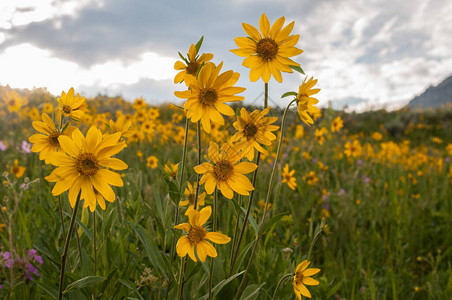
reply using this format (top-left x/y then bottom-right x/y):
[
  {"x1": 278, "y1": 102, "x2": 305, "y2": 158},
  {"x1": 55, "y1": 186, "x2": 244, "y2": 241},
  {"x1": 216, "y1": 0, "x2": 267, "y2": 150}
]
[
  {"x1": 57, "y1": 88, "x2": 87, "y2": 120},
  {"x1": 174, "y1": 206, "x2": 230, "y2": 262},
  {"x1": 174, "y1": 44, "x2": 214, "y2": 84},
  {"x1": 179, "y1": 182, "x2": 206, "y2": 213},
  {"x1": 282, "y1": 164, "x2": 297, "y2": 190},
  {"x1": 194, "y1": 142, "x2": 257, "y2": 199},
  {"x1": 45, "y1": 127, "x2": 127, "y2": 212},
  {"x1": 164, "y1": 161, "x2": 179, "y2": 179},
  {"x1": 174, "y1": 62, "x2": 245, "y2": 133},
  {"x1": 231, "y1": 107, "x2": 279, "y2": 161},
  {"x1": 296, "y1": 77, "x2": 320, "y2": 126},
  {"x1": 28, "y1": 113, "x2": 76, "y2": 163},
  {"x1": 231, "y1": 13, "x2": 303, "y2": 83},
  {"x1": 293, "y1": 260, "x2": 320, "y2": 299}
]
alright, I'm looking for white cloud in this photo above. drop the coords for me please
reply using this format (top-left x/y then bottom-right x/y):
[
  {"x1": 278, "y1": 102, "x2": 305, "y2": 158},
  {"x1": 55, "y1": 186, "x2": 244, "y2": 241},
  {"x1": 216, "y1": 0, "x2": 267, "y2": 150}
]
[{"x1": 0, "y1": 43, "x2": 176, "y2": 98}]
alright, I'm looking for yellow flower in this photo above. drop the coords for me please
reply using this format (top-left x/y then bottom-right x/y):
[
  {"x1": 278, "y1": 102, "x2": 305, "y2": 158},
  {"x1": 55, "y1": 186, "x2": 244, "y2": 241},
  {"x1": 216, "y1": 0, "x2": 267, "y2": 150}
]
[
  {"x1": 109, "y1": 116, "x2": 134, "y2": 140},
  {"x1": 133, "y1": 97, "x2": 147, "y2": 110},
  {"x1": 28, "y1": 113, "x2": 76, "y2": 163},
  {"x1": 164, "y1": 161, "x2": 179, "y2": 179},
  {"x1": 296, "y1": 77, "x2": 320, "y2": 126},
  {"x1": 303, "y1": 171, "x2": 319, "y2": 186},
  {"x1": 372, "y1": 132, "x2": 383, "y2": 141},
  {"x1": 293, "y1": 260, "x2": 321, "y2": 299},
  {"x1": 174, "y1": 206, "x2": 230, "y2": 262},
  {"x1": 43, "y1": 103, "x2": 54, "y2": 114},
  {"x1": 344, "y1": 140, "x2": 363, "y2": 158},
  {"x1": 10, "y1": 159, "x2": 26, "y2": 178},
  {"x1": 282, "y1": 164, "x2": 297, "y2": 190},
  {"x1": 231, "y1": 13, "x2": 303, "y2": 83},
  {"x1": 331, "y1": 116, "x2": 343, "y2": 132},
  {"x1": 193, "y1": 141, "x2": 257, "y2": 199},
  {"x1": 3, "y1": 91, "x2": 26, "y2": 112},
  {"x1": 174, "y1": 43, "x2": 214, "y2": 84},
  {"x1": 57, "y1": 88, "x2": 87, "y2": 120},
  {"x1": 146, "y1": 155, "x2": 158, "y2": 169},
  {"x1": 174, "y1": 62, "x2": 245, "y2": 133},
  {"x1": 179, "y1": 182, "x2": 206, "y2": 213},
  {"x1": 231, "y1": 107, "x2": 279, "y2": 161},
  {"x1": 45, "y1": 127, "x2": 127, "y2": 212}
]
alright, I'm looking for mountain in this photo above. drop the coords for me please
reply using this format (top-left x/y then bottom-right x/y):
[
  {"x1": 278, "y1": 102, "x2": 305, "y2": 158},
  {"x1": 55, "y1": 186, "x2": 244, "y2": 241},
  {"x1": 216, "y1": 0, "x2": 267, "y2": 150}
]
[{"x1": 407, "y1": 75, "x2": 452, "y2": 109}]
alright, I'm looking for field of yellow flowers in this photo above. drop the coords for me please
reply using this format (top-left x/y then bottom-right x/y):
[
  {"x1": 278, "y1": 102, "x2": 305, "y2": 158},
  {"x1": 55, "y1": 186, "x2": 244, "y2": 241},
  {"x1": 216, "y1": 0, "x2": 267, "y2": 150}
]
[{"x1": 1, "y1": 13, "x2": 452, "y2": 300}]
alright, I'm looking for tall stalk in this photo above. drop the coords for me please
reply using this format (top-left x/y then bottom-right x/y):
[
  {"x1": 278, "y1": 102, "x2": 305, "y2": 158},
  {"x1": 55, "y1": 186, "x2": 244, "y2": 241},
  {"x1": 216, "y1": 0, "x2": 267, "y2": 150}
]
[
  {"x1": 234, "y1": 99, "x2": 297, "y2": 299},
  {"x1": 208, "y1": 188, "x2": 218, "y2": 300},
  {"x1": 58, "y1": 197, "x2": 81, "y2": 300},
  {"x1": 228, "y1": 83, "x2": 268, "y2": 275}
]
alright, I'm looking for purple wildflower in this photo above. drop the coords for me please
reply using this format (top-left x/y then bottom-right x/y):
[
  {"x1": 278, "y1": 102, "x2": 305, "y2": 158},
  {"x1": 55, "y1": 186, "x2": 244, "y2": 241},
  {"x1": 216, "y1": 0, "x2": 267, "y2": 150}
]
[
  {"x1": 21, "y1": 141, "x2": 31, "y2": 153},
  {"x1": 0, "y1": 141, "x2": 6, "y2": 151}
]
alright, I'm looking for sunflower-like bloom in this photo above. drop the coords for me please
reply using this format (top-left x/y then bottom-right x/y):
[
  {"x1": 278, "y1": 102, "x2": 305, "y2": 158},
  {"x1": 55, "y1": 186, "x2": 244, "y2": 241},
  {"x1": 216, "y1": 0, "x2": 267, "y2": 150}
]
[
  {"x1": 4, "y1": 91, "x2": 26, "y2": 113},
  {"x1": 10, "y1": 159, "x2": 26, "y2": 178},
  {"x1": 29, "y1": 113, "x2": 76, "y2": 163},
  {"x1": 174, "y1": 62, "x2": 245, "y2": 133},
  {"x1": 231, "y1": 107, "x2": 279, "y2": 161},
  {"x1": 174, "y1": 206, "x2": 230, "y2": 262},
  {"x1": 57, "y1": 88, "x2": 87, "y2": 120},
  {"x1": 108, "y1": 116, "x2": 134, "y2": 141},
  {"x1": 282, "y1": 164, "x2": 297, "y2": 190},
  {"x1": 194, "y1": 142, "x2": 257, "y2": 199},
  {"x1": 293, "y1": 260, "x2": 320, "y2": 299},
  {"x1": 231, "y1": 13, "x2": 303, "y2": 83},
  {"x1": 297, "y1": 77, "x2": 320, "y2": 126},
  {"x1": 45, "y1": 127, "x2": 127, "y2": 212},
  {"x1": 331, "y1": 116, "x2": 343, "y2": 133},
  {"x1": 174, "y1": 44, "x2": 214, "y2": 84},
  {"x1": 179, "y1": 182, "x2": 206, "y2": 213}
]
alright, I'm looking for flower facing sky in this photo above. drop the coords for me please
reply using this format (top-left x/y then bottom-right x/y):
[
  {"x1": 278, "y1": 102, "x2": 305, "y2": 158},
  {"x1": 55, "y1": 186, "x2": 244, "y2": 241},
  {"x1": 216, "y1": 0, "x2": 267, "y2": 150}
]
[
  {"x1": 28, "y1": 113, "x2": 76, "y2": 163},
  {"x1": 296, "y1": 77, "x2": 321, "y2": 126},
  {"x1": 174, "y1": 206, "x2": 230, "y2": 262},
  {"x1": 193, "y1": 141, "x2": 257, "y2": 199},
  {"x1": 174, "y1": 62, "x2": 245, "y2": 133},
  {"x1": 57, "y1": 88, "x2": 87, "y2": 121},
  {"x1": 293, "y1": 260, "x2": 321, "y2": 299},
  {"x1": 231, "y1": 13, "x2": 303, "y2": 83},
  {"x1": 45, "y1": 127, "x2": 127, "y2": 212},
  {"x1": 174, "y1": 43, "x2": 214, "y2": 84},
  {"x1": 231, "y1": 107, "x2": 279, "y2": 161}
]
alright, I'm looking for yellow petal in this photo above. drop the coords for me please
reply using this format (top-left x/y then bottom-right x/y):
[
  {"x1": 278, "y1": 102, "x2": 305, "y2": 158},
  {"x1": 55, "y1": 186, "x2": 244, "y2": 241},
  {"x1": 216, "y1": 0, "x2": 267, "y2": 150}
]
[{"x1": 206, "y1": 232, "x2": 231, "y2": 244}]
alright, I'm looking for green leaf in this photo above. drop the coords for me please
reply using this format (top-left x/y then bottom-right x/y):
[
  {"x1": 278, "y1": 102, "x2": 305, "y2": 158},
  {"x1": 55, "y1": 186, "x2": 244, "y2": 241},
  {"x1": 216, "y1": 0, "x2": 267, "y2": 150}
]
[
  {"x1": 195, "y1": 36, "x2": 204, "y2": 53},
  {"x1": 164, "y1": 177, "x2": 180, "y2": 205},
  {"x1": 199, "y1": 271, "x2": 245, "y2": 300},
  {"x1": 240, "y1": 283, "x2": 265, "y2": 300},
  {"x1": 35, "y1": 281, "x2": 58, "y2": 298},
  {"x1": 196, "y1": 61, "x2": 205, "y2": 79},
  {"x1": 129, "y1": 223, "x2": 173, "y2": 280},
  {"x1": 118, "y1": 279, "x2": 145, "y2": 300},
  {"x1": 178, "y1": 51, "x2": 189, "y2": 65},
  {"x1": 263, "y1": 212, "x2": 287, "y2": 233},
  {"x1": 281, "y1": 91, "x2": 298, "y2": 99},
  {"x1": 240, "y1": 207, "x2": 258, "y2": 234},
  {"x1": 63, "y1": 276, "x2": 106, "y2": 294},
  {"x1": 61, "y1": 121, "x2": 70, "y2": 133},
  {"x1": 290, "y1": 65, "x2": 305, "y2": 75}
]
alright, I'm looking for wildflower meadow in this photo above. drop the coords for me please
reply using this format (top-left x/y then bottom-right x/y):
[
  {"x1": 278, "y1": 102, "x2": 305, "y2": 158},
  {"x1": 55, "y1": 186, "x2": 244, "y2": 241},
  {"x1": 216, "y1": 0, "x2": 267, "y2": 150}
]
[{"x1": 1, "y1": 13, "x2": 451, "y2": 300}]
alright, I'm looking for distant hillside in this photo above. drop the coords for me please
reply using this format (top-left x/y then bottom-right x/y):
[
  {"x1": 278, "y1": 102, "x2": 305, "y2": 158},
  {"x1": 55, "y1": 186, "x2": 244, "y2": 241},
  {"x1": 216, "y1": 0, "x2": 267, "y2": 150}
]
[{"x1": 407, "y1": 75, "x2": 452, "y2": 109}]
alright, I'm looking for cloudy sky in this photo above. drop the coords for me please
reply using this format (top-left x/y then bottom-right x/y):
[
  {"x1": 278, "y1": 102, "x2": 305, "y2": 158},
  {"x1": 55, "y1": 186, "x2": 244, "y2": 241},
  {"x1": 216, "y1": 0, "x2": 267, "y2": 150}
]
[{"x1": 1, "y1": 0, "x2": 451, "y2": 111}]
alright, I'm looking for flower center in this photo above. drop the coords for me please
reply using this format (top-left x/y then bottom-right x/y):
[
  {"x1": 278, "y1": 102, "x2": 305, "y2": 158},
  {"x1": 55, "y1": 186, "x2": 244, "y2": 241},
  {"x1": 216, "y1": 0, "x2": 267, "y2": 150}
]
[
  {"x1": 213, "y1": 160, "x2": 234, "y2": 181},
  {"x1": 48, "y1": 131, "x2": 61, "y2": 147},
  {"x1": 244, "y1": 122, "x2": 258, "y2": 138},
  {"x1": 199, "y1": 88, "x2": 218, "y2": 106},
  {"x1": 284, "y1": 174, "x2": 292, "y2": 181},
  {"x1": 12, "y1": 166, "x2": 19, "y2": 174},
  {"x1": 187, "y1": 61, "x2": 200, "y2": 75},
  {"x1": 62, "y1": 105, "x2": 72, "y2": 114},
  {"x1": 188, "y1": 226, "x2": 207, "y2": 244},
  {"x1": 256, "y1": 38, "x2": 279, "y2": 61},
  {"x1": 8, "y1": 99, "x2": 16, "y2": 106},
  {"x1": 188, "y1": 193, "x2": 196, "y2": 205},
  {"x1": 76, "y1": 153, "x2": 99, "y2": 176},
  {"x1": 294, "y1": 271, "x2": 304, "y2": 285}
]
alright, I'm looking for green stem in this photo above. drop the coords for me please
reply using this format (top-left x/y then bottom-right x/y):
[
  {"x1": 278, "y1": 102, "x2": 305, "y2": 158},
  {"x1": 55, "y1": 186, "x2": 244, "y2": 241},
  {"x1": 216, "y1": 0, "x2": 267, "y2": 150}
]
[
  {"x1": 307, "y1": 220, "x2": 325, "y2": 261},
  {"x1": 272, "y1": 273, "x2": 293, "y2": 300},
  {"x1": 176, "y1": 257, "x2": 186, "y2": 300},
  {"x1": 208, "y1": 188, "x2": 218, "y2": 300},
  {"x1": 93, "y1": 211, "x2": 97, "y2": 297},
  {"x1": 264, "y1": 83, "x2": 268, "y2": 108},
  {"x1": 234, "y1": 99, "x2": 297, "y2": 299},
  {"x1": 228, "y1": 152, "x2": 261, "y2": 276},
  {"x1": 59, "y1": 197, "x2": 80, "y2": 300}
]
